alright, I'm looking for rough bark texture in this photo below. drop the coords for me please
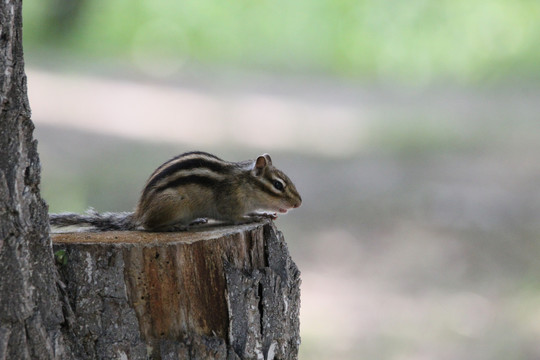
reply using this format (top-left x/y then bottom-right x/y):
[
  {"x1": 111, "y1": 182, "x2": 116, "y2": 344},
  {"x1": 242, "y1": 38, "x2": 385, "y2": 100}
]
[
  {"x1": 52, "y1": 221, "x2": 301, "y2": 360},
  {"x1": 0, "y1": 0, "x2": 69, "y2": 359}
]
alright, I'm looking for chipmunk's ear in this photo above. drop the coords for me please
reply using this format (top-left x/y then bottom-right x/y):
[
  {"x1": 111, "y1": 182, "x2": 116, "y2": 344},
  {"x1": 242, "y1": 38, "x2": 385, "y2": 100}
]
[
  {"x1": 261, "y1": 153, "x2": 272, "y2": 165},
  {"x1": 254, "y1": 154, "x2": 272, "y2": 175}
]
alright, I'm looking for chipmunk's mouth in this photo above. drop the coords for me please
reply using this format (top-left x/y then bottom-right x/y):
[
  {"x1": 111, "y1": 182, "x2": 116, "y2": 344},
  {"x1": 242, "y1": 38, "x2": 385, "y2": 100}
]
[{"x1": 278, "y1": 208, "x2": 288, "y2": 214}]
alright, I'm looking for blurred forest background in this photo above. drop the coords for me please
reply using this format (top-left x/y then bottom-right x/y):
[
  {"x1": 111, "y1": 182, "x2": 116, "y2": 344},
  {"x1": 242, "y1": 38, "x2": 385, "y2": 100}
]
[{"x1": 23, "y1": 0, "x2": 540, "y2": 359}]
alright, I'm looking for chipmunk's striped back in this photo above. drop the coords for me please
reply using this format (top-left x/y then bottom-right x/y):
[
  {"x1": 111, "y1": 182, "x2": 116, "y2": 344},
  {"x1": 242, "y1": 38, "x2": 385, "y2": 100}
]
[{"x1": 141, "y1": 151, "x2": 232, "y2": 198}]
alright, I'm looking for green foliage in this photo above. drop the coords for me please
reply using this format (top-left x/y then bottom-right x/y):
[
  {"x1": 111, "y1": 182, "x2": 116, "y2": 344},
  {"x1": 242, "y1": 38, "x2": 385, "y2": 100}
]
[
  {"x1": 23, "y1": 0, "x2": 540, "y2": 83},
  {"x1": 54, "y1": 249, "x2": 68, "y2": 266}
]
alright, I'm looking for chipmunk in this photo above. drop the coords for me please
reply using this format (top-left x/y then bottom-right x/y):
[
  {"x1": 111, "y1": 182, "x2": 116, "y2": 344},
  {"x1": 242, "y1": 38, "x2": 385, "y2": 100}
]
[{"x1": 49, "y1": 151, "x2": 302, "y2": 231}]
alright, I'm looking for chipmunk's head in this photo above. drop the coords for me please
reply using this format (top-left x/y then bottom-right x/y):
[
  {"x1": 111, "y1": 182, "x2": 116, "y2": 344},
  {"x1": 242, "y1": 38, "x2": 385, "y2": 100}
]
[{"x1": 250, "y1": 154, "x2": 302, "y2": 213}]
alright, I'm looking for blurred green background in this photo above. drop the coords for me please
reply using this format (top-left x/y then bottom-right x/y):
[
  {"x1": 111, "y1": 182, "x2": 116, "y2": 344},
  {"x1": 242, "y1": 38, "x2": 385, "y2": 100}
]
[
  {"x1": 23, "y1": 0, "x2": 540, "y2": 359},
  {"x1": 24, "y1": 0, "x2": 540, "y2": 84}
]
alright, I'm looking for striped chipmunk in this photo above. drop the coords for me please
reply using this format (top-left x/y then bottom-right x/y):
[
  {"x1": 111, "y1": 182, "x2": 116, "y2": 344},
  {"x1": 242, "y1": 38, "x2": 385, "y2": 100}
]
[{"x1": 49, "y1": 151, "x2": 302, "y2": 231}]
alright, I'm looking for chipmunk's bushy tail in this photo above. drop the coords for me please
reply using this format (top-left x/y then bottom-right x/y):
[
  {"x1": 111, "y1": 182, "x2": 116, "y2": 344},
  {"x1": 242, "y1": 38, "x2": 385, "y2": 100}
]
[{"x1": 49, "y1": 209, "x2": 138, "y2": 231}]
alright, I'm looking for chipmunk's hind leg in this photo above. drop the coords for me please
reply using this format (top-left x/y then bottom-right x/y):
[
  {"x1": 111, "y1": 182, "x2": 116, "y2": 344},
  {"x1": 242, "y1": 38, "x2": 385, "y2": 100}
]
[{"x1": 189, "y1": 218, "x2": 208, "y2": 226}]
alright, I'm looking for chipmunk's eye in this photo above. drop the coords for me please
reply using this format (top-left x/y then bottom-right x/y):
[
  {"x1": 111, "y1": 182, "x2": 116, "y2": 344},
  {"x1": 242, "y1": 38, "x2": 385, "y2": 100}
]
[{"x1": 273, "y1": 180, "x2": 284, "y2": 191}]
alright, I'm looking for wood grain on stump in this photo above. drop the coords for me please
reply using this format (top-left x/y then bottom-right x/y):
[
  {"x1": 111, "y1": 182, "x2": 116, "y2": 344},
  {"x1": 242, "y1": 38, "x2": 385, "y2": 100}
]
[{"x1": 52, "y1": 221, "x2": 301, "y2": 360}]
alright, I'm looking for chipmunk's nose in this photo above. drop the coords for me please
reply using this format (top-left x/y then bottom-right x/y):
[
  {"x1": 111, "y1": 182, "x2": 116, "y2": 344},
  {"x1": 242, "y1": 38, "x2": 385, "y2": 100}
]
[{"x1": 293, "y1": 198, "x2": 302, "y2": 208}]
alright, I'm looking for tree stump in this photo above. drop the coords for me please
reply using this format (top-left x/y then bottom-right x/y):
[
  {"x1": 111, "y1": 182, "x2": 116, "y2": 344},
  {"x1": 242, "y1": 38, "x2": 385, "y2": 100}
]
[{"x1": 51, "y1": 221, "x2": 301, "y2": 360}]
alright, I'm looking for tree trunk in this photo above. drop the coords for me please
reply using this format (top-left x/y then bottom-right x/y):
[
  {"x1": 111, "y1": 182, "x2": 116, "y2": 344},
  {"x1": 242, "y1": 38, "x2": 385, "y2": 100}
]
[
  {"x1": 0, "y1": 0, "x2": 69, "y2": 359},
  {"x1": 52, "y1": 221, "x2": 301, "y2": 360}
]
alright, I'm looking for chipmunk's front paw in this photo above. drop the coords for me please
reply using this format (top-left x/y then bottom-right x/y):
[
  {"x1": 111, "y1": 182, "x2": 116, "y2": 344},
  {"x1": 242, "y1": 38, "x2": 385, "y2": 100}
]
[{"x1": 246, "y1": 212, "x2": 278, "y2": 221}]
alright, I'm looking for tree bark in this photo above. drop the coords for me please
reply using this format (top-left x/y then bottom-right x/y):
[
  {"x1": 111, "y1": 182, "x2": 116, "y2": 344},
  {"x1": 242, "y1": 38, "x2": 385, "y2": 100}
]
[
  {"x1": 0, "y1": 0, "x2": 69, "y2": 359},
  {"x1": 52, "y1": 221, "x2": 301, "y2": 360}
]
